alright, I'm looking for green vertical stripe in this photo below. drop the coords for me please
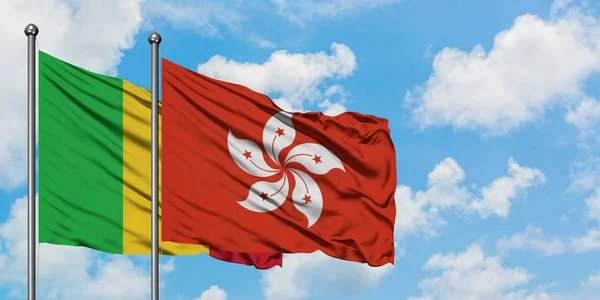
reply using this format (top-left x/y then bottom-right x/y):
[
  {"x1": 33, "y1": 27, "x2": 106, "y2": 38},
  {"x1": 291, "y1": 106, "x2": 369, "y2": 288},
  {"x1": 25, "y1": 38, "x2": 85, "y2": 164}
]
[{"x1": 38, "y1": 51, "x2": 125, "y2": 253}]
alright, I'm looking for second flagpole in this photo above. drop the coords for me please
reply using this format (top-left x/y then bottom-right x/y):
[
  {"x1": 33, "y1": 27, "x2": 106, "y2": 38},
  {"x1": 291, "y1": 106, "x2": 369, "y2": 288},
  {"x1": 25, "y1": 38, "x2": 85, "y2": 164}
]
[
  {"x1": 25, "y1": 23, "x2": 39, "y2": 300},
  {"x1": 149, "y1": 32, "x2": 162, "y2": 300}
]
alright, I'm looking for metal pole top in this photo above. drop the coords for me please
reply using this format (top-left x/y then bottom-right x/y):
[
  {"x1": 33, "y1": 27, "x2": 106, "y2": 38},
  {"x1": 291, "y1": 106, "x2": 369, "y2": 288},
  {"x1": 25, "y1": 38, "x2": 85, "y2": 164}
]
[
  {"x1": 24, "y1": 24, "x2": 39, "y2": 36},
  {"x1": 148, "y1": 32, "x2": 162, "y2": 45}
]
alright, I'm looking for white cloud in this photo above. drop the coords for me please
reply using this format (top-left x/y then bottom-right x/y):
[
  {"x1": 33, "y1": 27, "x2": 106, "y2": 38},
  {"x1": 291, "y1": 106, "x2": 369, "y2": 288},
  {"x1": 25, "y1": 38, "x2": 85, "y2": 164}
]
[
  {"x1": 406, "y1": 5, "x2": 600, "y2": 135},
  {"x1": 394, "y1": 158, "x2": 468, "y2": 239},
  {"x1": 318, "y1": 99, "x2": 347, "y2": 116},
  {"x1": 0, "y1": 0, "x2": 145, "y2": 189},
  {"x1": 409, "y1": 244, "x2": 549, "y2": 300},
  {"x1": 160, "y1": 257, "x2": 176, "y2": 273},
  {"x1": 504, "y1": 290, "x2": 553, "y2": 300},
  {"x1": 197, "y1": 43, "x2": 356, "y2": 113},
  {"x1": 496, "y1": 226, "x2": 566, "y2": 257},
  {"x1": 581, "y1": 270, "x2": 600, "y2": 289},
  {"x1": 194, "y1": 285, "x2": 228, "y2": 300},
  {"x1": 317, "y1": 85, "x2": 348, "y2": 116},
  {"x1": 144, "y1": 0, "x2": 244, "y2": 37},
  {"x1": 395, "y1": 157, "x2": 545, "y2": 239},
  {"x1": 565, "y1": 98, "x2": 600, "y2": 134},
  {"x1": 569, "y1": 156, "x2": 600, "y2": 192},
  {"x1": 571, "y1": 228, "x2": 600, "y2": 253},
  {"x1": 550, "y1": 0, "x2": 574, "y2": 17},
  {"x1": 272, "y1": 0, "x2": 401, "y2": 25},
  {"x1": 469, "y1": 158, "x2": 546, "y2": 218},
  {"x1": 571, "y1": 187, "x2": 600, "y2": 253},
  {"x1": 144, "y1": 0, "x2": 398, "y2": 46},
  {"x1": 248, "y1": 35, "x2": 278, "y2": 49},
  {"x1": 585, "y1": 188, "x2": 600, "y2": 222},
  {"x1": 272, "y1": 98, "x2": 305, "y2": 113},
  {"x1": 0, "y1": 196, "x2": 152, "y2": 299},
  {"x1": 260, "y1": 251, "x2": 393, "y2": 300},
  {"x1": 394, "y1": 185, "x2": 439, "y2": 239},
  {"x1": 63, "y1": 257, "x2": 149, "y2": 300},
  {"x1": 423, "y1": 44, "x2": 434, "y2": 58}
]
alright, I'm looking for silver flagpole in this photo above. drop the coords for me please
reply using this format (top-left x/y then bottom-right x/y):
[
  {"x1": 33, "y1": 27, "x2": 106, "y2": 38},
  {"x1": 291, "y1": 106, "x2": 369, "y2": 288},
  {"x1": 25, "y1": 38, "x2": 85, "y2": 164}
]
[
  {"x1": 24, "y1": 23, "x2": 38, "y2": 300},
  {"x1": 148, "y1": 32, "x2": 162, "y2": 300}
]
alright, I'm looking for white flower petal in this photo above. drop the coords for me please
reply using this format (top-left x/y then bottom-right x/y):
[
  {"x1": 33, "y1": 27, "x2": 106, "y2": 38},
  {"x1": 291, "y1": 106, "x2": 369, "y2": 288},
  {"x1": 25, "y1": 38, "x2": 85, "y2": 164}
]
[
  {"x1": 284, "y1": 143, "x2": 345, "y2": 175},
  {"x1": 228, "y1": 130, "x2": 279, "y2": 177},
  {"x1": 289, "y1": 169, "x2": 323, "y2": 227},
  {"x1": 263, "y1": 112, "x2": 295, "y2": 166},
  {"x1": 238, "y1": 174, "x2": 289, "y2": 212}
]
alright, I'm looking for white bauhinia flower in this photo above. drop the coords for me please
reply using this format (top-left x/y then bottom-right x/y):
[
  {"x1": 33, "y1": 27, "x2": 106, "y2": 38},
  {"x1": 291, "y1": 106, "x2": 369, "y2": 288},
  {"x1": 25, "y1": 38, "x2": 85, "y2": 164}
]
[{"x1": 227, "y1": 112, "x2": 345, "y2": 227}]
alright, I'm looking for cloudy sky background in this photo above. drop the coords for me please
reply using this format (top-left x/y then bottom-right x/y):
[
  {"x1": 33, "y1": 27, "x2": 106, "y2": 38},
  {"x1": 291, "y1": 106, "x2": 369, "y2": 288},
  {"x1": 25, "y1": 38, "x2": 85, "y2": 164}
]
[{"x1": 1, "y1": 0, "x2": 600, "y2": 299}]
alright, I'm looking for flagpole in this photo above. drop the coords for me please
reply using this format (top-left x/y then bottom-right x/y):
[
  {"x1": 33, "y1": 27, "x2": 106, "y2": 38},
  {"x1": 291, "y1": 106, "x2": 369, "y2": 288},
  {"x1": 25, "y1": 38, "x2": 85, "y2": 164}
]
[
  {"x1": 24, "y1": 23, "x2": 39, "y2": 300},
  {"x1": 149, "y1": 32, "x2": 162, "y2": 300}
]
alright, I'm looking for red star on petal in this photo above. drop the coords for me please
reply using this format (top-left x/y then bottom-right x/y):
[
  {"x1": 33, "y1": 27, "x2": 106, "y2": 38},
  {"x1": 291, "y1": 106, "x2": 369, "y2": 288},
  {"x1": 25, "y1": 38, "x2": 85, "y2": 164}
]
[
  {"x1": 243, "y1": 150, "x2": 252, "y2": 160},
  {"x1": 260, "y1": 192, "x2": 269, "y2": 201},
  {"x1": 302, "y1": 194, "x2": 312, "y2": 204},
  {"x1": 276, "y1": 127, "x2": 285, "y2": 136},
  {"x1": 312, "y1": 155, "x2": 322, "y2": 164}
]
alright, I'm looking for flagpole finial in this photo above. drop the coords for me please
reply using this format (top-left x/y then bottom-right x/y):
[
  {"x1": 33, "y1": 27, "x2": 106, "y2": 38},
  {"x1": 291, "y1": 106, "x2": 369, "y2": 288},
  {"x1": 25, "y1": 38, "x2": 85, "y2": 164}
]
[
  {"x1": 24, "y1": 24, "x2": 39, "y2": 36},
  {"x1": 148, "y1": 32, "x2": 162, "y2": 44}
]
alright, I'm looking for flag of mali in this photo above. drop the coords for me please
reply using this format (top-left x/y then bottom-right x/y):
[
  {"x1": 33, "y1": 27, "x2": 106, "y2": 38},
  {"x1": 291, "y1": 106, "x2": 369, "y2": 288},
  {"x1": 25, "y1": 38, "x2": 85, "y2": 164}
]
[
  {"x1": 37, "y1": 50, "x2": 203, "y2": 255},
  {"x1": 37, "y1": 51, "x2": 283, "y2": 269}
]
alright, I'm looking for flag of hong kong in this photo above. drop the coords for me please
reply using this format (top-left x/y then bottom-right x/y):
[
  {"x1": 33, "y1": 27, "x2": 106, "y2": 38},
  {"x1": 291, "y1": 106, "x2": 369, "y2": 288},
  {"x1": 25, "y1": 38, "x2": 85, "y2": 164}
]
[{"x1": 161, "y1": 58, "x2": 397, "y2": 267}]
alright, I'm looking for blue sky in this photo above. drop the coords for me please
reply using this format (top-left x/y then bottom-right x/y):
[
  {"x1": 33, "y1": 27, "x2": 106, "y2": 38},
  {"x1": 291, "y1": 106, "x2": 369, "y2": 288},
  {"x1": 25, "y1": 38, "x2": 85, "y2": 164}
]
[{"x1": 1, "y1": 0, "x2": 600, "y2": 299}]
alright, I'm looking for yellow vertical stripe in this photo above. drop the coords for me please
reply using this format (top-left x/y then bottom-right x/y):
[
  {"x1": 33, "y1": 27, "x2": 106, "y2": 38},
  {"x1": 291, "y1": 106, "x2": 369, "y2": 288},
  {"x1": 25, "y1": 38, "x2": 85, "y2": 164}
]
[{"x1": 122, "y1": 80, "x2": 209, "y2": 255}]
